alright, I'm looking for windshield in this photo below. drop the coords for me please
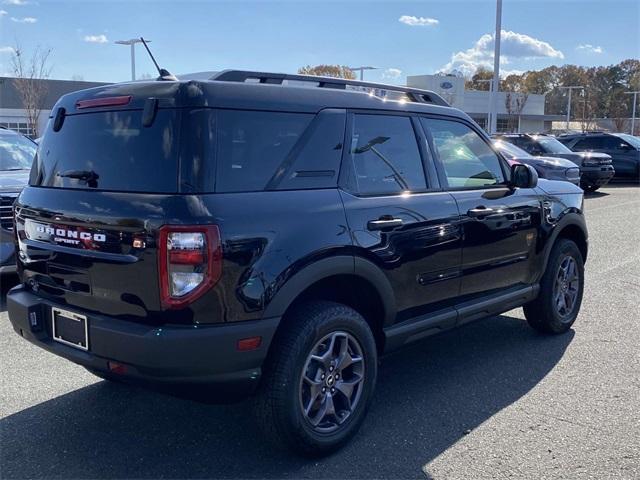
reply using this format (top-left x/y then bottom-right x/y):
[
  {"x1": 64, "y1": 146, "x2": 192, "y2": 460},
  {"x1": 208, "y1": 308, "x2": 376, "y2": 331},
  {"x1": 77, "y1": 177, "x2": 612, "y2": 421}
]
[
  {"x1": 533, "y1": 136, "x2": 572, "y2": 154},
  {"x1": 493, "y1": 140, "x2": 532, "y2": 159},
  {"x1": 615, "y1": 134, "x2": 640, "y2": 149},
  {"x1": 0, "y1": 133, "x2": 37, "y2": 171}
]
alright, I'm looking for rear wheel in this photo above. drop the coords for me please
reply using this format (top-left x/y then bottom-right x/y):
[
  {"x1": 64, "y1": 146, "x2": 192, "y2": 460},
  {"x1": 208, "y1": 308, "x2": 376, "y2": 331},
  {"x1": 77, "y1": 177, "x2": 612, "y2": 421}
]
[
  {"x1": 524, "y1": 239, "x2": 584, "y2": 334},
  {"x1": 254, "y1": 301, "x2": 377, "y2": 456}
]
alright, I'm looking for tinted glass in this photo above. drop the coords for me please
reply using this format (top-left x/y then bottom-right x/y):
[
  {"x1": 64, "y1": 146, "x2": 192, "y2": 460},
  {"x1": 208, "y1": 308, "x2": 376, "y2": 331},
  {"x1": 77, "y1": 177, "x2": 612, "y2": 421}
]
[
  {"x1": 347, "y1": 114, "x2": 426, "y2": 195},
  {"x1": 216, "y1": 110, "x2": 312, "y2": 192},
  {"x1": 616, "y1": 134, "x2": 640, "y2": 149},
  {"x1": 493, "y1": 140, "x2": 532, "y2": 159},
  {"x1": 269, "y1": 109, "x2": 345, "y2": 190},
  {"x1": 31, "y1": 110, "x2": 179, "y2": 192},
  {"x1": 534, "y1": 136, "x2": 572, "y2": 154},
  {"x1": 0, "y1": 132, "x2": 37, "y2": 170},
  {"x1": 573, "y1": 137, "x2": 604, "y2": 150},
  {"x1": 423, "y1": 118, "x2": 505, "y2": 188}
]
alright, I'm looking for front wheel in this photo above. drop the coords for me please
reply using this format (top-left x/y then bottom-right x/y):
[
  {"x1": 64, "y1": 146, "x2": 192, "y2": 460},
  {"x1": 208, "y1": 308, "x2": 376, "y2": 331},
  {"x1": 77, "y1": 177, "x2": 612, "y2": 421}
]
[
  {"x1": 254, "y1": 301, "x2": 378, "y2": 456},
  {"x1": 524, "y1": 239, "x2": 584, "y2": 334},
  {"x1": 582, "y1": 184, "x2": 599, "y2": 193}
]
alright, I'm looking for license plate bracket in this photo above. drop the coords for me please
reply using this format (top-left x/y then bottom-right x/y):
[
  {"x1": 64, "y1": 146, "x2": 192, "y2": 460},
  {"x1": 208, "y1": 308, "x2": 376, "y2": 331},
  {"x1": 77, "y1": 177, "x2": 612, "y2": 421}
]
[{"x1": 52, "y1": 307, "x2": 89, "y2": 351}]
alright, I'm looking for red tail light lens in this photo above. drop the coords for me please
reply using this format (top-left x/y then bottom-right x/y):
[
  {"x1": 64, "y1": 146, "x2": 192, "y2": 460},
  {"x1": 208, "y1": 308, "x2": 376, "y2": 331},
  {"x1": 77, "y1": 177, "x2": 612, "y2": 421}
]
[{"x1": 158, "y1": 225, "x2": 222, "y2": 309}]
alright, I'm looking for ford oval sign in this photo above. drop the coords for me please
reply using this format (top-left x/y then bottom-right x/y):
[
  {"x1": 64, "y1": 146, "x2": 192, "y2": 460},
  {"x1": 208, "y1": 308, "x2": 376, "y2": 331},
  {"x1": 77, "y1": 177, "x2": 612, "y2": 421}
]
[{"x1": 440, "y1": 81, "x2": 453, "y2": 90}]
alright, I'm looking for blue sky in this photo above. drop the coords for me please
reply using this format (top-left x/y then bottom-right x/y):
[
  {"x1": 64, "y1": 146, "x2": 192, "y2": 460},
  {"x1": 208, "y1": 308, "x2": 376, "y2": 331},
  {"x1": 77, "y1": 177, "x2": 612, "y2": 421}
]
[{"x1": 0, "y1": 0, "x2": 638, "y2": 84}]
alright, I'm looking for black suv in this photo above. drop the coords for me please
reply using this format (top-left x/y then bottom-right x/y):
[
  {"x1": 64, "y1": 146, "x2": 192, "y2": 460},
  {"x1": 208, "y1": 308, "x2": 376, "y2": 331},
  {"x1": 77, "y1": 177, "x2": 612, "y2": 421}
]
[
  {"x1": 494, "y1": 133, "x2": 614, "y2": 192},
  {"x1": 7, "y1": 71, "x2": 588, "y2": 455},
  {"x1": 558, "y1": 131, "x2": 640, "y2": 181}
]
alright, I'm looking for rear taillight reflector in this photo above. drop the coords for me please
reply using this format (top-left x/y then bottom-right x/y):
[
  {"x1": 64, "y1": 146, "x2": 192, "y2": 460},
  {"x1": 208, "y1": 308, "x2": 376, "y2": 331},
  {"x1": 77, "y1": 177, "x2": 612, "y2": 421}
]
[
  {"x1": 76, "y1": 95, "x2": 132, "y2": 110},
  {"x1": 158, "y1": 225, "x2": 222, "y2": 309}
]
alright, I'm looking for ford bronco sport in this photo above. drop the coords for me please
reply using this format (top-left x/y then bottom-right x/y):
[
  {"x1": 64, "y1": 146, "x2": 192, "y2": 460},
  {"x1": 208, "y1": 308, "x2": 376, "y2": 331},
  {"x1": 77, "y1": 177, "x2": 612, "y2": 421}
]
[{"x1": 7, "y1": 71, "x2": 588, "y2": 456}]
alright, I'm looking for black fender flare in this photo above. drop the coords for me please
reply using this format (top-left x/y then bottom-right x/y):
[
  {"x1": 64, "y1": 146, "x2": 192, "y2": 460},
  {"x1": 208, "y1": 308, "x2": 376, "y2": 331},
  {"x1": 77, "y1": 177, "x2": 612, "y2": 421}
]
[
  {"x1": 262, "y1": 255, "x2": 396, "y2": 326},
  {"x1": 541, "y1": 212, "x2": 588, "y2": 273}
]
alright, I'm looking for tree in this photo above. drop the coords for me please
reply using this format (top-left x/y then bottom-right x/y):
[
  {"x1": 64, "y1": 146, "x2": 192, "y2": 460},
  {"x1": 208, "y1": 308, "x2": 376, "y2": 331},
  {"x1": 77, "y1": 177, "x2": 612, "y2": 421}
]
[
  {"x1": 297, "y1": 65, "x2": 356, "y2": 79},
  {"x1": 502, "y1": 74, "x2": 530, "y2": 132},
  {"x1": 465, "y1": 67, "x2": 493, "y2": 91},
  {"x1": 10, "y1": 43, "x2": 53, "y2": 138}
]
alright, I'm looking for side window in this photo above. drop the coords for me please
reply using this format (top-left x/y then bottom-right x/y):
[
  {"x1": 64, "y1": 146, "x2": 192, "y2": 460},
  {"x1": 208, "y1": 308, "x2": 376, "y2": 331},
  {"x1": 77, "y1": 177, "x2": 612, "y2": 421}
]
[
  {"x1": 216, "y1": 110, "x2": 313, "y2": 193},
  {"x1": 268, "y1": 109, "x2": 346, "y2": 191},
  {"x1": 346, "y1": 114, "x2": 426, "y2": 195},
  {"x1": 574, "y1": 137, "x2": 603, "y2": 150},
  {"x1": 422, "y1": 118, "x2": 506, "y2": 189},
  {"x1": 601, "y1": 136, "x2": 628, "y2": 150}
]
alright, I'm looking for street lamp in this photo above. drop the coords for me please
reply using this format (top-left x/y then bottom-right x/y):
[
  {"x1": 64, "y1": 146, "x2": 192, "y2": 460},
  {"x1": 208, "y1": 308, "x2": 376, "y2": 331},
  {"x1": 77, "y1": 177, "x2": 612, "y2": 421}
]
[
  {"x1": 348, "y1": 66, "x2": 378, "y2": 81},
  {"x1": 624, "y1": 91, "x2": 639, "y2": 135},
  {"x1": 558, "y1": 86, "x2": 584, "y2": 131},
  {"x1": 115, "y1": 38, "x2": 150, "y2": 81},
  {"x1": 476, "y1": 79, "x2": 494, "y2": 131},
  {"x1": 488, "y1": 0, "x2": 502, "y2": 134}
]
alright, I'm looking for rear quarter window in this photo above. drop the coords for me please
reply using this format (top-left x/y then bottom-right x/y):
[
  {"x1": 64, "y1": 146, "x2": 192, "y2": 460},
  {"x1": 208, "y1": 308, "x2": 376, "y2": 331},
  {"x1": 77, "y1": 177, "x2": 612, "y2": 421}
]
[{"x1": 215, "y1": 109, "x2": 344, "y2": 193}]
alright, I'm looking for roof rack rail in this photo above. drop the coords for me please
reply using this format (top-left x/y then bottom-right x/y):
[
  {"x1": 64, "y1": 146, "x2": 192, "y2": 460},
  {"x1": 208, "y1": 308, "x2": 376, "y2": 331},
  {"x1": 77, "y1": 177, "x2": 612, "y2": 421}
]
[{"x1": 210, "y1": 70, "x2": 450, "y2": 107}]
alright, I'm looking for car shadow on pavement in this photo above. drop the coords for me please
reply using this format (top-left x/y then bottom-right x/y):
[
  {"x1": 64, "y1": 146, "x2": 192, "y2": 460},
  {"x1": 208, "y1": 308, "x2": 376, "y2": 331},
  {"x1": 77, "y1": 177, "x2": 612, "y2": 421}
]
[{"x1": 0, "y1": 314, "x2": 574, "y2": 479}]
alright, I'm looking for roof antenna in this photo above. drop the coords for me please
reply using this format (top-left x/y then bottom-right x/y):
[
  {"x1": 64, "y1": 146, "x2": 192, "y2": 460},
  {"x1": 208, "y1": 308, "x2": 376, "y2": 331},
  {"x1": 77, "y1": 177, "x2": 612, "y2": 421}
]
[{"x1": 139, "y1": 37, "x2": 178, "y2": 81}]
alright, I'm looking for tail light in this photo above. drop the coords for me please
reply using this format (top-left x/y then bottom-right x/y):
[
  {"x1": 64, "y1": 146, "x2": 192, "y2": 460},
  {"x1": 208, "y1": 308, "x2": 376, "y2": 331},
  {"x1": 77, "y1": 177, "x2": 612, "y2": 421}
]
[{"x1": 158, "y1": 225, "x2": 222, "y2": 309}]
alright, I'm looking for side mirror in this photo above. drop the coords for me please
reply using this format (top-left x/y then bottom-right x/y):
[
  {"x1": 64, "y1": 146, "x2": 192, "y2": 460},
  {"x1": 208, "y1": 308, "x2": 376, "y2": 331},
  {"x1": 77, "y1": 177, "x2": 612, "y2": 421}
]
[{"x1": 510, "y1": 163, "x2": 538, "y2": 189}]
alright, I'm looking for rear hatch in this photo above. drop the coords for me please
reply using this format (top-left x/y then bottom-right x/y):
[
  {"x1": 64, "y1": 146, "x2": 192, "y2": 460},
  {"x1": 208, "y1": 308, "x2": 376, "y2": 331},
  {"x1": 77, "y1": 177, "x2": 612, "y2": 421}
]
[{"x1": 15, "y1": 82, "x2": 204, "y2": 324}]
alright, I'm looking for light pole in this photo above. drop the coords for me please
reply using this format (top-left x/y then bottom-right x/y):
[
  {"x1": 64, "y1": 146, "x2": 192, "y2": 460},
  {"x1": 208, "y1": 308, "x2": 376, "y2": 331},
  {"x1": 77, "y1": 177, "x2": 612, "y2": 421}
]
[
  {"x1": 488, "y1": 0, "x2": 502, "y2": 134},
  {"x1": 348, "y1": 66, "x2": 378, "y2": 81},
  {"x1": 558, "y1": 86, "x2": 584, "y2": 131},
  {"x1": 624, "y1": 91, "x2": 639, "y2": 135},
  {"x1": 115, "y1": 38, "x2": 150, "y2": 81},
  {"x1": 476, "y1": 79, "x2": 493, "y2": 131}
]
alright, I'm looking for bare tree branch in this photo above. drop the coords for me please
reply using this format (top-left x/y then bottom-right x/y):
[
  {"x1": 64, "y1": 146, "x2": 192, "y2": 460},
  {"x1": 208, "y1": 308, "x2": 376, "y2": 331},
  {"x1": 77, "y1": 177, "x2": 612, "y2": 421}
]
[{"x1": 10, "y1": 42, "x2": 53, "y2": 138}]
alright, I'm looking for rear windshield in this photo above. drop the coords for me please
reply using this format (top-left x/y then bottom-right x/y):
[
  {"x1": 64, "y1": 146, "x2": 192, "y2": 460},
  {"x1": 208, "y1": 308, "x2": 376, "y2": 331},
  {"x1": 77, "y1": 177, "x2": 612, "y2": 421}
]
[{"x1": 31, "y1": 110, "x2": 179, "y2": 193}]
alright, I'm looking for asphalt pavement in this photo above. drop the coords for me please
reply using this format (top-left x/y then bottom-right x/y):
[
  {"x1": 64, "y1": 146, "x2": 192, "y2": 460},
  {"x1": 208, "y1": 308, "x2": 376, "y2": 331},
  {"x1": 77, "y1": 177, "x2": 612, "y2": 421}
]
[{"x1": 1, "y1": 184, "x2": 639, "y2": 479}]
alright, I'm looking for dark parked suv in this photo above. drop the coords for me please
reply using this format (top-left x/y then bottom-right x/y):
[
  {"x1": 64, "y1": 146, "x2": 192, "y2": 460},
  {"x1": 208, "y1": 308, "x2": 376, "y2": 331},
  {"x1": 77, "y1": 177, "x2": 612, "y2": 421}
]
[
  {"x1": 494, "y1": 133, "x2": 614, "y2": 192},
  {"x1": 7, "y1": 71, "x2": 588, "y2": 455},
  {"x1": 558, "y1": 131, "x2": 640, "y2": 181}
]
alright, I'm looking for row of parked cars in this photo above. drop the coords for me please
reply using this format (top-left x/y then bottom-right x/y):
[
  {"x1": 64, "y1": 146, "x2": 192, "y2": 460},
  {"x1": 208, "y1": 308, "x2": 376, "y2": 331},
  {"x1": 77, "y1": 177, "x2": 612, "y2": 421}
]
[{"x1": 494, "y1": 131, "x2": 640, "y2": 192}]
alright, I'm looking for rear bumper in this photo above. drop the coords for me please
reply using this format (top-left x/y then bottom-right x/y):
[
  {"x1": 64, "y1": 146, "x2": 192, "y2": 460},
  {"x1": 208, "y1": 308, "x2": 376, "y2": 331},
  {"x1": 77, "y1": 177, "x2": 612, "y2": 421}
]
[
  {"x1": 580, "y1": 165, "x2": 615, "y2": 187},
  {"x1": 7, "y1": 286, "x2": 279, "y2": 400}
]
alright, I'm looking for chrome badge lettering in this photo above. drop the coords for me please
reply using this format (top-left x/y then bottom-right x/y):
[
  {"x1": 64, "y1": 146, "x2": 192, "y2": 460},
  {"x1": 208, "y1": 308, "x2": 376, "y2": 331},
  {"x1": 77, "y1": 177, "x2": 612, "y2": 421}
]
[{"x1": 35, "y1": 224, "x2": 106, "y2": 244}]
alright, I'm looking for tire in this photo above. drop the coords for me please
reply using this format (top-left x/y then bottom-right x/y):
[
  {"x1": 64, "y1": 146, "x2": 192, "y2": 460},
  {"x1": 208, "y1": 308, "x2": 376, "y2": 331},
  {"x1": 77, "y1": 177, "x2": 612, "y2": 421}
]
[
  {"x1": 254, "y1": 301, "x2": 378, "y2": 456},
  {"x1": 524, "y1": 239, "x2": 584, "y2": 334},
  {"x1": 582, "y1": 184, "x2": 599, "y2": 193}
]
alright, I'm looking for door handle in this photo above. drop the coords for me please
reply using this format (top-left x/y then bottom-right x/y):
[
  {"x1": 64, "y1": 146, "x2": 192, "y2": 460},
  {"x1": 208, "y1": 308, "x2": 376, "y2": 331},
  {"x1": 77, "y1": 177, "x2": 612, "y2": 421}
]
[
  {"x1": 367, "y1": 216, "x2": 403, "y2": 231},
  {"x1": 467, "y1": 206, "x2": 495, "y2": 218}
]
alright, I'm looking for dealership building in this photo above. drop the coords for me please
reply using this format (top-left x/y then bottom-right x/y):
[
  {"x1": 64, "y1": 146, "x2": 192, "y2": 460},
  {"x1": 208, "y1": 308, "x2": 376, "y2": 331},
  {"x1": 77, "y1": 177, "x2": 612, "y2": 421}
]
[
  {"x1": 407, "y1": 74, "x2": 563, "y2": 132},
  {"x1": 1, "y1": 74, "x2": 562, "y2": 137},
  {"x1": 0, "y1": 77, "x2": 108, "y2": 137}
]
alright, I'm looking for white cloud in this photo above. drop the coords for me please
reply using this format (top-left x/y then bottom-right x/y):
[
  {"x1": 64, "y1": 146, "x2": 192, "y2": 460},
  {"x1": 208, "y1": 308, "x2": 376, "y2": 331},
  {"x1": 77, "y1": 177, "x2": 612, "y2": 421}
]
[
  {"x1": 382, "y1": 68, "x2": 402, "y2": 80},
  {"x1": 439, "y1": 30, "x2": 564, "y2": 77},
  {"x1": 11, "y1": 16, "x2": 37, "y2": 23},
  {"x1": 0, "y1": 46, "x2": 15, "y2": 54},
  {"x1": 3, "y1": 0, "x2": 32, "y2": 5},
  {"x1": 577, "y1": 44, "x2": 603, "y2": 54},
  {"x1": 84, "y1": 34, "x2": 108, "y2": 44},
  {"x1": 399, "y1": 15, "x2": 439, "y2": 27},
  {"x1": 0, "y1": 9, "x2": 8, "y2": 15}
]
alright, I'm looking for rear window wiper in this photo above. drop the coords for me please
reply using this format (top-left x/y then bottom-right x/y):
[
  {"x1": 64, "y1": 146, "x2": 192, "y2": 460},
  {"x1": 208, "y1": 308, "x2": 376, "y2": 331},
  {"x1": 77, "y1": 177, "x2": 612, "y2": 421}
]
[{"x1": 57, "y1": 169, "x2": 99, "y2": 187}]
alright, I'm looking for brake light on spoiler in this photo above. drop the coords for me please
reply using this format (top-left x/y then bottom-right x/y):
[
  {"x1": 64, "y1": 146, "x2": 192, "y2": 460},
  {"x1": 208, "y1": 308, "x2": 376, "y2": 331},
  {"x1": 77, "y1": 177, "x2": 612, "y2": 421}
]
[
  {"x1": 158, "y1": 225, "x2": 222, "y2": 309},
  {"x1": 76, "y1": 95, "x2": 132, "y2": 110}
]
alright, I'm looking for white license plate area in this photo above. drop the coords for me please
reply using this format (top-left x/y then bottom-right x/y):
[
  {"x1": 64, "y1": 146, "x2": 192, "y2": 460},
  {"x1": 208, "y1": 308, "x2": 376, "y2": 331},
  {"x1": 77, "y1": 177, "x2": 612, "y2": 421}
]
[{"x1": 52, "y1": 307, "x2": 89, "y2": 351}]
